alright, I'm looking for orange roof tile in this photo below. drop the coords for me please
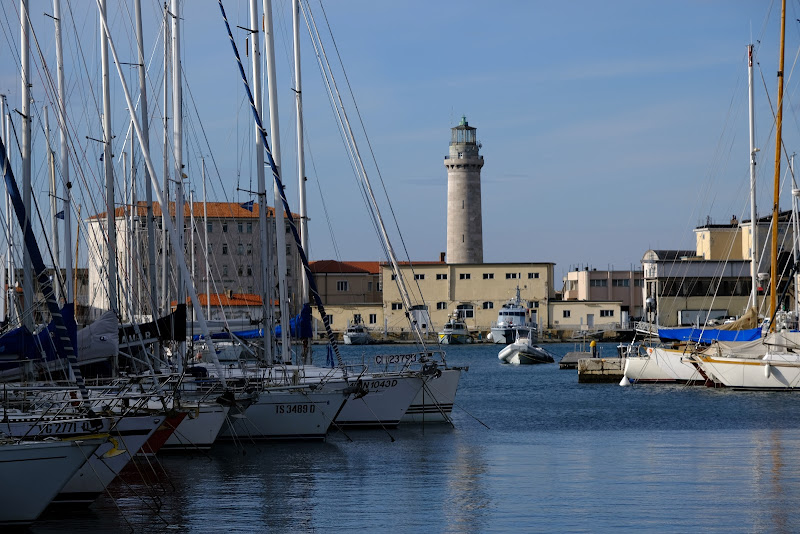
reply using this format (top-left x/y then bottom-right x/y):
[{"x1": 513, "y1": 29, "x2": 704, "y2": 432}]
[
  {"x1": 309, "y1": 260, "x2": 381, "y2": 274},
  {"x1": 89, "y1": 201, "x2": 299, "y2": 220},
  {"x1": 172, "y1": 293, "x2": 267, "y2": 307}
]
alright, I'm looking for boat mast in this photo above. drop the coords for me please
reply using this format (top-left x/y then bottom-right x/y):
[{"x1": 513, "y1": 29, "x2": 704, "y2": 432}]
[
  {"x1": 292, "y1": 0, "x2": 311, "y2": 364},
  {"x1": 0, "y1": 96, "x2": 5, "y2": 324},
  {"x1": 171, "y1": 0, "x2": 186, "y2": 364},
  {"x1": 134, "y1": 0, "x2": 159, "y2": 321},
  {"x1": 263, "y1": 0, "x2": 290, "y2": 363},
  {"x1": 20, "y1": 0, "x2": 33, "y2": 330},
  {"x1": 748, "y1": 43, "x2": 759, "y2": 311},
  {"x1": 202, "y1": 157, "x2": 210, "y2": 317},
  {"x1": 770, "y1": 0, "x2": 786, "y2": 329},
  {"x1": 100, "y1": 0, "x2": 119, "y2": 322},
  {"x1": 53, "y1": 0, "x2": 72, "y2": 307},
  {"x1": 161, "y1": 4, "x2": 171, "y2": 316},
  {"x1": 2, "y1": 100, "x2": 15, "y2": 324},
  {"x1": 250, "y1": 0, "x2": 271, "y2": 362},
  {"x1": 44, "y1": 107, "x2": 60, "y2": 303}
]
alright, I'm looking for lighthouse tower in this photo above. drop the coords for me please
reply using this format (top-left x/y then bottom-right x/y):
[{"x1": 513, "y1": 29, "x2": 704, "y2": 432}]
[{"x1": 445, "y1": 116, "x2": 484, "y2": 264}]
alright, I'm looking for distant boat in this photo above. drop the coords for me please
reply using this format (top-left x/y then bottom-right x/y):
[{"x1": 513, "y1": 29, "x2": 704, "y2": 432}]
[
  {"x1": 438, "y1": 310, "x2": 473, "y2": 345},
  {"x1": 343, "y1": 321, "x2": 372, "y2": 345},
  {"x1": 498, "y1": 326, "x2": 554, "y2": 365},
  {"x1": 488, "y1": 286, "x2": 537, "y2": 344}
]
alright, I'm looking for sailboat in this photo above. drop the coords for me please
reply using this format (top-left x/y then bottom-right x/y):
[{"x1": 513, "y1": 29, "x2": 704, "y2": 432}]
[{"x1": 690, "y1": 0, "x2": 800, "y2": 389}]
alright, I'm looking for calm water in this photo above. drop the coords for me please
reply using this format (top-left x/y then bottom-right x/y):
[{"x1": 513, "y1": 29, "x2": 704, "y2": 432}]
[{"x1": 31, "y1": 343, "x2": 800, "y2": 533}]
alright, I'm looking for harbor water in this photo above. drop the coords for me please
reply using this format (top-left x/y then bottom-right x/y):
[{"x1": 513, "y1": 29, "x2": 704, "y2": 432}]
[{"x1": 32, "y1": 343, "x2": 800, "y2": 533}]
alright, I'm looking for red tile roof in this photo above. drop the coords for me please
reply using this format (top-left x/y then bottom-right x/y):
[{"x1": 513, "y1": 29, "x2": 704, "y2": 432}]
[
  {"x1": 309, "y1": 260, "x2": 381, "y2": 274},
  {"x1": 89, "y1": 201, "x2": 299, "y2": 220},
  {"x1": 172, "y1": 293, "x2": 271, "y2": 307}
]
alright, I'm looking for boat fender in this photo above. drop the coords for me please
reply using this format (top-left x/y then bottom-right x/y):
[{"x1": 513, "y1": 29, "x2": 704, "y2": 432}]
[
  {"x1": 486, "y1": 332, "x2": 494, "y2": 342},
  {"x1": 619, "y1": 376, "x2": 631, "y2": 387},
  {"x1": 765, "y1": 363, "x2": 771, "y2": 379}
]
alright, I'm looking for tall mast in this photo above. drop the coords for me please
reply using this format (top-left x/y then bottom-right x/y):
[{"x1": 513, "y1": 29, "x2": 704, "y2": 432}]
[
  {"x1": 202, "y1": 158, "x2": 210, "y2": 317},
  {"x1": 20, "y1": 0, "x2": 33, "y2": 330},
  {"x1": 44, "y1": 107, "x2": 60, "y2": 303},
  {"x1": 263, "y1": 0, "x2": 290, "y2": 362},
  {"x1": 292, "y1": 0, "x2": 311, "y2": 364},
  {"x1": 2, "y1": 102, "x2": 15, "y2": 324},
  {"x1": 135, "y1": 0, "x2": 159, "y2": 320},
  {"x1": 53, "y1": 0, "x2": 72, "y2": 306},
  {"x1": 770, "y1": 0, "x2": 786, "y2": 328},
  {"x1": 171, "y1": 0, "x2": 186, "y2": 367},
  {"x1": 100, "y1": 0, "x2": 118, "y2": 320},
  {"x1": 748, "y1": 44, "x2": 759, "y2": 311},
  {"x1": 250, "y1": 0, "x2": 271, "y2": 361},
  {"x1": 0, "y1": 96, "x2": 5, "y2": 324},
  {"x1": 161, "y1": 4, "x2": 171, "y2": 316}
]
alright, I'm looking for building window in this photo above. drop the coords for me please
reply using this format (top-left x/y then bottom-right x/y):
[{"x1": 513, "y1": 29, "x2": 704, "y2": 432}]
[
  {"x1": 456, "y1": 304, "x2": 474, "y2": 318},
  {"x1": 247, "y1": 244, "x2": 253, "y2": 255},
  {"x1": 529, "y1": 301, "x2": 539, "y2": 308},
  {"x1": 600, "y1": 310, "x2": 614, "y2": 317},
  {"x1": 247, "y1": 286, "x2": 253, "y2": 294},
  {"x1": 246, "y1": 266, "x2": 252, "y2": 276},
  {"x1": 247, "y1": 222, "x2": 253, "y2": 234},
  {"x1": 563, "y1": 310, "x2": 571, "y2": 318},
  {"x1": 207, "y1": 222, "x2": 213, "y2": 233},
  {"x1": 206, "y1": 244, "x2": 211, "y2": 254},
  {"x1": 325, "y1": 314, "x2": 333, "y2": 325},
  {"x1": 353, "y1": 314, "x2": 362, "y2": 324},
  {"x1": 505, "y1": 273, "x2": 519, "y2": 279},
  {"x1": 337, "y1": 281, "x2": 349, "y2": 291},
  {"x1": 634, "y1": 279, "x2": 644, "y2": 287},
  {"x1": 369, "y1": 313, "x2": 377, "y2": 324},
  {"x1": 238, "y1": 222, "x2": 243, "y2": 233},
  {"x1": 528, "y1": 272, "x2": 539, "y2": 279},
  {"x1": 590, "y1": 279, "x2": 608, "y2": 287},
  {"x1": 238, "y1": 266, "x2": 243, "y2": 276},
  {"x1": 391, "y1": 302, "x2": 402, "y2": 310},
  {"x1": 377, "y1": 282, "x2": 382, "y2": 291},
  {"x1": 436, "y1": 273, "x2": 447, "y2": 280},
  {"x1": 222, "y1": 222, "x2": 228, "y2": 233},
  {"x1": 285, "y1": 221, "x2": 292, "y2": 233},
  {"x1": 286, "y1": 244, "x2": 292, "y2": 256},
  {"x1": 222, "y1": 244, "x2": 228, "y2": 255},
  {"x1": 459, "y1": 273, "x2": 471, "y2": 280},
  {"x1": 436, "y1": 301, "x2": 447, "y2": 310},
  {"x1": 391, "y1": 274, "x2": 397, "y2": 280},
  {"x1": 483, "y1": 273, "x2": 494, "y2": 280},
  {"x1": 482, "y1": 301, "x2": 494, "y2": 310},
  {"x1": 612, "y1": 279, "x2": 630, "y2": 287},
  {"x1": 414, "y1": 274, "x2": 425, "y2": 280},
  {"x1": 223, "y1": 265, "x2": 229, "y2": 276},
  {"x1": 237, "y1": 243, "x2": 244, "y2": 255},
  {"x1": 368, "y1": 281, "x2": 373, "y2": 291}
]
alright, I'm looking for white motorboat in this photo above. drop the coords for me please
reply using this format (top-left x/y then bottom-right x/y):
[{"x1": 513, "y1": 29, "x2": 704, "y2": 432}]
[
  {"x1": 498, "y1": 327, "x2": 554, "y2": 365},
  {"x1": 488, "y1": 286, "x2": 537, "y2": 344},
  {"x1": 0, "y1": 438, "x2": 104, "y2": 526},
  {"x1": 438, "y1": 311, "x2": 473, "y2": 345},
  {"x1": 343, "y1": 322, "x2": 372, "y2": 345}
]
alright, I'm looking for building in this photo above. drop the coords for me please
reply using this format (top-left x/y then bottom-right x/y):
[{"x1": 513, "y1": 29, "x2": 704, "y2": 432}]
[
  {"x1": 445, "y1": 117, "x2": 484, "y2": 264},
  {"x1": 562, "y1": 267, "x2": 644, "y2": 322},
  {"x1": 86, "y1": 201, "x2": 301, "y2": 323}
]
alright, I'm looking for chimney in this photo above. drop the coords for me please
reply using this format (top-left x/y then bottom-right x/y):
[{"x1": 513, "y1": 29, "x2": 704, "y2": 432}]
[{"x1": 440, "y1": 251, "x2": 446, "y2": 263}]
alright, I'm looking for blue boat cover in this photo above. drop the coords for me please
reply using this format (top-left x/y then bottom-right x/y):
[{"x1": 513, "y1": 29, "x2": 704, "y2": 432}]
[
  {"x1": 658, "y1": 326, "x2": 762, "y2": 343},
  {"x1": 0, "y1": 304, "x2": 77, "y2": 363},
  {"x1": 274, "y1": 304, "x2": 313, "y2": 339}
]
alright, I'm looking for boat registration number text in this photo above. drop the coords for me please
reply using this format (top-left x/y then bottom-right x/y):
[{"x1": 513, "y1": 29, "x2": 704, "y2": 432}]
[
  {"x1": 275, "y1": 404, "x2": 316, "y2": 414},
  {"x1": 33, "y1": 420, "x2": 91, "y2": 435},
  {"x1": 374, "y1": 354, "x2": 417, "y2": 365},
  {"x1": 364, "y1": 379, "x2": 398, "y2": 389}
]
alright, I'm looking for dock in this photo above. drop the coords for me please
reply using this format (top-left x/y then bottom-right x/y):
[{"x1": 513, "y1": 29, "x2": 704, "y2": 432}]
[
  {"x1": 577, "y1": 358, "x2": 625, "y2": 383},
  {"x1": 559, "y1": 351, "x2": 590, "y2": 369}
]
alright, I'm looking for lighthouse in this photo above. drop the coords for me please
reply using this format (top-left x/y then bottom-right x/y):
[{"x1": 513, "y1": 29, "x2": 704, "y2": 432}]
[{"x1": 444, "y1": 116, "x2": 484, "y2": 264}]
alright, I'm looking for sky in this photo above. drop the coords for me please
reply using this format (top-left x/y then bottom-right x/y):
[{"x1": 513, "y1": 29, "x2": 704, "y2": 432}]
[{"x1": 1, "y1": 1, "x2": 800, "y2": 284}]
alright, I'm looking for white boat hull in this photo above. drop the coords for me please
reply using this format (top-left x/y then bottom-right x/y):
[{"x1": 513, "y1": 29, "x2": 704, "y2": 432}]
[
  {"x1": 402, "y1": 368, "x2": 462, "y2": 423},
  {"x1": 0, "y1": 439, "x2": 103, "y2": 526},
  {"x1": 219, "y1": 390, "x2": 346, "y2": 440},
  {"x1": 163, "y1": 402, "x2": 230, "y2": 450},
  {"x1": 498, "y1": 343, "x2": 554, "y2": 365},
  {"x1": 694, "y1": 352, "x2": 800, "y2": 389},
  {"x1": 343, "y1": 333, "x2": 371, "y2": 345},
  {"x1": 623, "y1": 347, "x2": 702, "y2": 383},
  {"x1": 438, "y1": 333, "x2": 473, "y2": 345},
  {"x1": 55, "y1": 414, "x2": 164, "y2": 505}
]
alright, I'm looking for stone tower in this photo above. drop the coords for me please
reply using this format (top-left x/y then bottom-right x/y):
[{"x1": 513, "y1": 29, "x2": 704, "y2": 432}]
[{"x1": 445, "y1": 116, "x2": 484, "y2": 263}]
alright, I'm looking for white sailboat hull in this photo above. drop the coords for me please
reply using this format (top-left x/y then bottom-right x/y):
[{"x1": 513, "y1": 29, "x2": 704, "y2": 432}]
[
  {"x1": 402, "y1": 368, "x2": 462, "y2": 423},
  {"x1": 624, "y1": 347, "x2": 702, "y2": 383},
  {"x1": 219, "y1": 390, "x2": 346, "y2": 440},
  {"x1": 0, "y1": 439, "x2": 103, "y2": 526},
  {"x1": 163, "y1": 403, "x2": 230, "y2": 450},
  {"x1": 694, "y1": 352, "x2": 800, "y2": 389}
]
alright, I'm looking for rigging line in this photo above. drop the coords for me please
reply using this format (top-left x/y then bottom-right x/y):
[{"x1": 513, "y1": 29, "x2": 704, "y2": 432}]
[
  {"x1": 217, "y1": 0, "x2": 346, "y2": 371},
  {"x1": 307, "y1": 2, "x2": 434, "y2": 325}
]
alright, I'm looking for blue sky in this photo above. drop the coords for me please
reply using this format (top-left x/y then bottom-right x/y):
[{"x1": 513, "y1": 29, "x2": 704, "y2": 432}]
[{"x1": 1, "y1": 1, "x2": 799, "y2": 283}]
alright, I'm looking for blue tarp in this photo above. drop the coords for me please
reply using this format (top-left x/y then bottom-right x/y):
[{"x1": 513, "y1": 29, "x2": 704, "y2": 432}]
[
  {"x1": 658, "y1": 326, "x2": 762, "y2": 343},
  {"x1": 192, "y1": 328, "x2": 264, "y2": 341},
  {"x1": 0, "y1": 304, "x2": 78, "y2": 363},
  {"x1": 274, "y1": 304, "x2": 313, "y2": 339}
]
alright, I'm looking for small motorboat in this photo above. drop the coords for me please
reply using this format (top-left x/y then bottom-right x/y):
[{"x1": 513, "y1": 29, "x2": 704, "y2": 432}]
[{"x1": 498, "y1": 327, "x2": 554, "y2": 365}]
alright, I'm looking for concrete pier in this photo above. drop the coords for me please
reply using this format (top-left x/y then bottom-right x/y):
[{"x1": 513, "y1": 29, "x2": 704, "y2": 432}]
[
  {"x1": 577, "y1": 358, "x2": 625, "y2": 383},
  {"x1": 559, "y1": 351, "x2": 590, "y2": 369}
]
